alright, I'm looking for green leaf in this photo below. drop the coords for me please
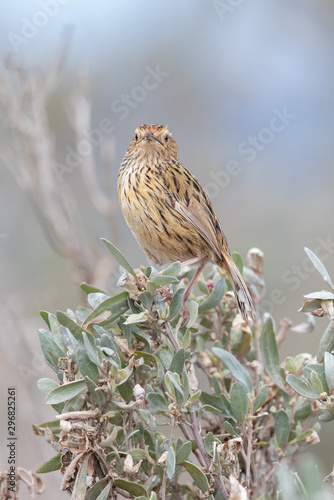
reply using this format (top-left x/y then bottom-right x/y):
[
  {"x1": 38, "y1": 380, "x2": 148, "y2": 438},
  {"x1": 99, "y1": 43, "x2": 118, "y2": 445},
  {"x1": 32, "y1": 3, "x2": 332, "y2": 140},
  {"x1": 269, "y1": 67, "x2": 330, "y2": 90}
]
[
  {"x1": 80, "y1": 282, "x2": 106, "y2": 295},
  {"x1": 187, "y1": 390, "x2": 202, "y2": 403},
  {"x1": 124, "y1": 312, "x2": 148, "y2": 325},
  {"x1": 294, "y1": 402, "x2": 312, "y2": 421},
  {"x1": 186, "y1": 300, "x2": 199, "y2": 328},
  {"x1": 84, "y1": 376, "x2": 105, "y2": 406},
  {"x1": 128, "y1": 448, "x2": 152, "y2": 463},
  {"x1": 286, "y1": 374, "x2": 319, "y2": 399},
  {"x1": 33, "y1": 420, "x2": 61, "y2": 435},
  {"x1": 181, "y1": 329, "x2": 191, "y2": 349},
  {"x1": 37, "y1": 378, "x2": 59, "y2": 395},
  {"x1": 138, "y1": 291, "x2": 154, "y2": 310},
  {"x1": 169, "y1": 348, "x2": 185, "y2": 375},
  {"x1": 166, "y1": 372, "x2": 185, "y2": 407},
  {"x1": 167, "y1": 447, "x2": 176, "y2": 479},
  {"x1": 150, "y1": 274, "x2": 179, "y2": 286},
  {"x1": 87, "y1": 293, "x2": 110, "y2": 309},
  {"x1": 319, "y1": 411, "x2": 334, "y2": 422},
  {"x1": 220, "y1": 393, "x2": 233, "y2": 416},
  {"x1": 147, "y1": 393, "x2": 169, "y2": 412},
  {"x1": 212, "y1": 347, "x2": 252, "y2": 393},
  {"x1": 83, "y1": 292, "x2": 129, "y2": 326},
  {"x1": 253, "y1": 385, "x2": 268, "y2": 413},
  {"x1": 145, "y1": 266, "x2": 157, "y2": 278},
  {"x1": 49, "y1": 313, "x2": 65, "y2": 351},
  {"x1": 56, "y1": 311, "x2": 86, "y2": 343},
  {"x1": 203, "y1": 432, "x2": 214, "y2": 455},
  {"x1": 60, "y1": 327, "x2": 81, "y2": 359},
  {"x1": 168, "y1": 288, "x2": 185, "y2": 322},
  {"x1": 224, "y1": 420, "x2": 240, "y2": 437},
  {"x1": 200, "y1": 392, "x2": 232, "y2": 418},
  {"x1": 117, "y1": 377, "x2": 133, "y2": 403},
  {"x1": 309, "y1": 370, "x2": 323, "y2": 394},
  {"x1": 293, "y1": 472, "x2": 309, "y2": 499},
  {"x1": 113, "y1": 479, "x2": 148, "y2": 497},
  {"x1": 83, "y1": 332, "x2": 101, "y2": 367},
  {"x1": 162, "y1": 261, "x2": 181, "y2": 277},
  {"x1": 181, "y1": 461, "x2": 209, "y2": 493},
  {"x1": 85, "y1": 478, "x2": 110, "y2": 500},
  {"x1": 100, "y1": 428, "x2": 118, "y2": 448},
  {"x1": 45, "y1": 379, "x2": 87, "y2": 404},
  {"x1": 201, "y1": 404, "x2": 222, "y2": 415},
  {"x1": 304, "y1": 363, "x2": 329, "y2": 393},
  {"x1": 40, "y1": 310, "x2": 51, "y2": 328},
  {"x1": 96, "y1": 484, "x2": 111, "y2": 500},
  {"x1": 134, "y1": 351, "x2": 158, "y2": 367},
  {"x1": 101, "y1": 238, "x2": 136, "y2": 277},
  {"x1": 76, "y1": 347, "x2": 99, "y2": 385},
  {"x1": 166, "y1": 372, "x2": 184, "y2": 397},
  {"x1": 97, "y1": 327, "x2": 121, "y2": 364},
  {"x1": 317, "y1": 322, "x2": 334, "y2": 363},
  {"x1": 211, "y1": 374, "x2": 221, "y2": 395},
  {"x1": 325, "y1": 352, "x2": 334, "y2": 392},
  {"x1": 158, "y1": 347, "x2": 173, "y2": 370},
  {"x1": 275, "y1": 409, "x2": 290, "y2": 447},
  {"x1": 146, "y1": 281, "x2": 157, "y2": 295},
  {"x1": 197, "y1": 280, "x2": 209, "y2": 294},
  {"x1": 75, "y1": 307, "x2": 91, "y2": 324},
  {"x1": 230, "y1": 382, "x2": 249, "y2": 422},
  {"x1": 260, "y1": 318, "x2": 286, "y2": 392},
  {"x1": 36, "y1": 453, "x2": 62, "y2": 473},
  {"x1": 198, "y1": 278, "x2": 225, "y2": 312},
  {"x1": 38, "y1": 329, "x2": 64, "y2": 372},
  {"x1": 304, "y1": 247, "x2": 334, "y2": 291},
  {"x1": 71, "y1": 455, "x2": 88, "y2": 500},
  {"x1": 138, "y1": 410, "x2": 156, "y2": 433},
  {"x1": 176, "y1": 441, "x2": 192, "y2": 464},
  {"x1": 135, "y1": 351, "x2": 164, "y2": 384}
]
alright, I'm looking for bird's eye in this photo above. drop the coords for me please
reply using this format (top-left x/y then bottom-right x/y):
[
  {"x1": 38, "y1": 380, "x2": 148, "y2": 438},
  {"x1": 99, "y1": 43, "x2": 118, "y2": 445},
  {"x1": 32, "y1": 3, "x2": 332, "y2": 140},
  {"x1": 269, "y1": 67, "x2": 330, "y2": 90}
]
[{"x1": 134, "y1": 133, "x2": 139, "y2": 142}]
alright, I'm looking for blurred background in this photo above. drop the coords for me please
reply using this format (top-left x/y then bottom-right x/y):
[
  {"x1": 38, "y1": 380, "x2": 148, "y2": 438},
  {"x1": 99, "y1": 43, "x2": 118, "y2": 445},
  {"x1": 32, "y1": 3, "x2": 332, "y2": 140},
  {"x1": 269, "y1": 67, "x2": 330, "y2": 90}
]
[{"x1": 1, "y1": 1, "x2": 334, "y2": 497}]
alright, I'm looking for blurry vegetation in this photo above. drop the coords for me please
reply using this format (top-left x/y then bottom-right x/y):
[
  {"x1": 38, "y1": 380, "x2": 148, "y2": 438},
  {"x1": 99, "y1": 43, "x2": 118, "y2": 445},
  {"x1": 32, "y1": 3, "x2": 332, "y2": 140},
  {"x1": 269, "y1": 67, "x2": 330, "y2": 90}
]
[{"x1": 0, "y1": 40, "x2": 119, "y2": 289}]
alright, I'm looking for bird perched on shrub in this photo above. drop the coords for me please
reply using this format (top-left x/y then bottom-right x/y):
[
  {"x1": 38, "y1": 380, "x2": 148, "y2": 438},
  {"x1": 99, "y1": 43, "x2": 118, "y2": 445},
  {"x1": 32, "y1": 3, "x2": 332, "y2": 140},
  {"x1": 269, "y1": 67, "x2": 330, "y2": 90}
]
[{"x1": 118, "y1": 124, "x2": 255, "y2": 325}]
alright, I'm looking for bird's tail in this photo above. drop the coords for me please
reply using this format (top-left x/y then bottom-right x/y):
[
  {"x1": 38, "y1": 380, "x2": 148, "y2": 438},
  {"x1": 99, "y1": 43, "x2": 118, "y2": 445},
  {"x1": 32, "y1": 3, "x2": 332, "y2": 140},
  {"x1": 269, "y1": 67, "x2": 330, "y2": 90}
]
[{"x1": 219, "y1": 253, "x2": 256, "y2": 325}]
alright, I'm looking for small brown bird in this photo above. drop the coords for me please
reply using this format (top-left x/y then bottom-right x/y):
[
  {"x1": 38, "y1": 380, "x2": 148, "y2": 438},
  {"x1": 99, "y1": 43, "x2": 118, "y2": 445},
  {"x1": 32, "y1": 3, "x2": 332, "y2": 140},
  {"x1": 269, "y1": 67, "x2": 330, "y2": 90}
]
[{"x1": 118, "y1": 124, "x2": 255, "y2": 324}]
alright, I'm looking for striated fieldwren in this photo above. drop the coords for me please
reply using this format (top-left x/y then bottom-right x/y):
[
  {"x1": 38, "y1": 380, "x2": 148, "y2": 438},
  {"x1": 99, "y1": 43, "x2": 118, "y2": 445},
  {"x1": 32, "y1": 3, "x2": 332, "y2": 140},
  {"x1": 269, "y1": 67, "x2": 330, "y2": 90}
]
[{"x1": 118, "y1": 124, "x2": 255, "y2": 324}]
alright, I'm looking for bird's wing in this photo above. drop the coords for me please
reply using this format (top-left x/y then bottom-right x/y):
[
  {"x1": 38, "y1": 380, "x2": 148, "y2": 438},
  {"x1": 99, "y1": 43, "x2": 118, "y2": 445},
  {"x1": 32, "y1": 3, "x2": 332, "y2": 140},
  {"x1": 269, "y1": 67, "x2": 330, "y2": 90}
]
[{"x1": 164, "y1": 163, "x2": 225, "y2": 259}]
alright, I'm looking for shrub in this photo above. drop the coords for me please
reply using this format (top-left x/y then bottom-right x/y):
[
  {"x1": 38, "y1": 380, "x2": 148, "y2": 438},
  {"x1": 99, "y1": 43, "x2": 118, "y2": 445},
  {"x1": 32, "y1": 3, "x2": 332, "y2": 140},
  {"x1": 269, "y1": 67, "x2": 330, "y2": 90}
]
[{"x1": 34, "y1": 241, "x2": 334, "y2": 499}]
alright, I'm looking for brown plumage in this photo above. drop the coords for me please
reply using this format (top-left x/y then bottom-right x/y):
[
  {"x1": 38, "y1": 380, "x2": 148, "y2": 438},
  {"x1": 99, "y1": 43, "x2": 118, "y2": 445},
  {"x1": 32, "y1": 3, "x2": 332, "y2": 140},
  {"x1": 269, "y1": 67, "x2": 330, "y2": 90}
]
[{"x1": 118, "y1": 124, "x2": 256, "y2": 324}]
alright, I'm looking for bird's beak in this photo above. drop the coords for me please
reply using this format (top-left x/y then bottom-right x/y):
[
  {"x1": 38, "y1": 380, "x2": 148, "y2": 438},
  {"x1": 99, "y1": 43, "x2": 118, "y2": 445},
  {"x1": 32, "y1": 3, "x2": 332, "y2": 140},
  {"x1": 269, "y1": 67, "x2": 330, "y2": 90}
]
[
  {"x1": 144, "y1": 131, "x2": 154, "y2": 141},
  {"x1": 143, "y1": 130, "x2": 161, "y2": 144}
]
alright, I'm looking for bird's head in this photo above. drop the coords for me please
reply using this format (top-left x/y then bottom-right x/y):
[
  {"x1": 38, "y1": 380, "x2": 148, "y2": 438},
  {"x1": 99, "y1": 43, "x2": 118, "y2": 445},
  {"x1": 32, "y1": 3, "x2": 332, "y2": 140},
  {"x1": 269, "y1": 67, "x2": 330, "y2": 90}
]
[{"x1": 127, "y1": 124, "x2": 178, "y2": 161}]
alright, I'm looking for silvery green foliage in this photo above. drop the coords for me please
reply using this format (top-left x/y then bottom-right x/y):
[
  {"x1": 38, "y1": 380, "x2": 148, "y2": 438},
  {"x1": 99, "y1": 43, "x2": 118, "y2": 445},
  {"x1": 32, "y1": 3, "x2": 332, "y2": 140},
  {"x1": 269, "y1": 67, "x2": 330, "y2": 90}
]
[{"x1": 35, "y1": 242, "x2": 333, "y2": 499}]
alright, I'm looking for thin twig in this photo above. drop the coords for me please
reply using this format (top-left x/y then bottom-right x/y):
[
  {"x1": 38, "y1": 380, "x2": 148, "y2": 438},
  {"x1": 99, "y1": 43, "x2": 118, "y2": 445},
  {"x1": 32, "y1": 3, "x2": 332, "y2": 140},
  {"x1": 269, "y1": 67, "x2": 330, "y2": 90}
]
[
  {"x1": 245, "y1": 421, "x2": 254, "y2": 492},
  {"x1": 164, "y1": 321, "x2": 180, "y2": 351},
  {"x1": 189, "y1": 411, "x2": 210, "y2": 468},
  {"x1": 178, "y1": 419, "x2": 207, "y2": 469},
  {"x1": 189, "y1": 411, "x2": 229, "y2": 499},
  {"x1": 161, "y1": 466, "x2": 167, "y2": 500}
]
